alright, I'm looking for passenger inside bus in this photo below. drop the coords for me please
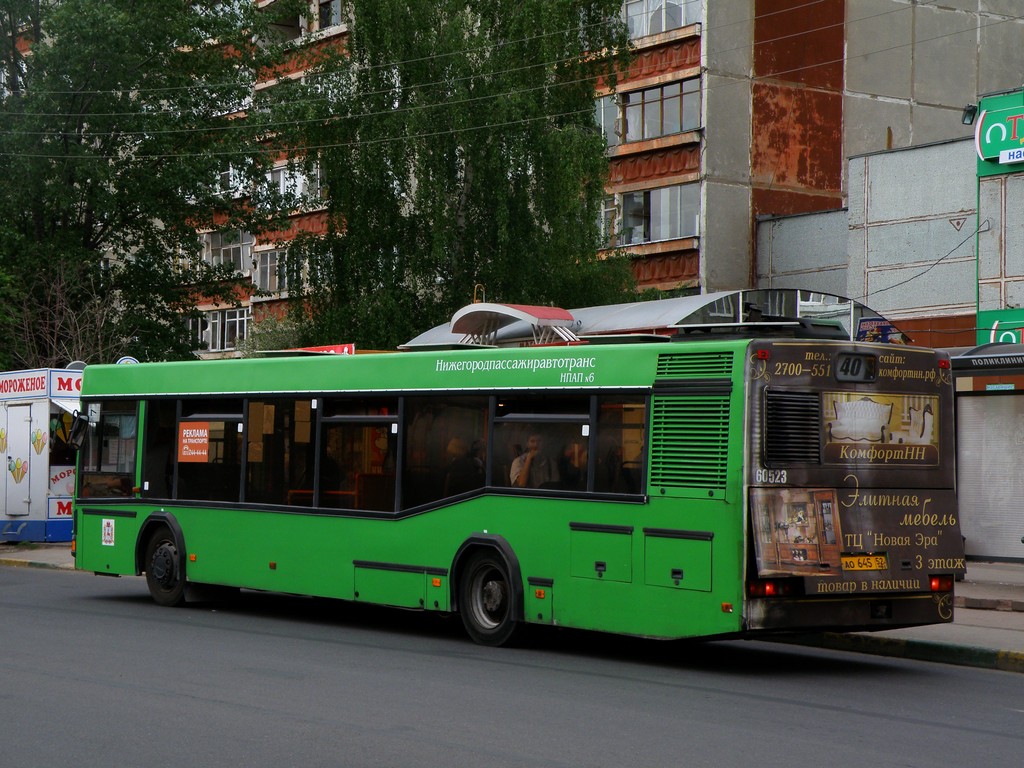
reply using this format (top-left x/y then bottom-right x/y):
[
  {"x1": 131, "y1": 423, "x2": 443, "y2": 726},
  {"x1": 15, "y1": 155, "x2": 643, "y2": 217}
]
[{"x1": 510, "y1": 433, "x2": 558, "y2": 488}]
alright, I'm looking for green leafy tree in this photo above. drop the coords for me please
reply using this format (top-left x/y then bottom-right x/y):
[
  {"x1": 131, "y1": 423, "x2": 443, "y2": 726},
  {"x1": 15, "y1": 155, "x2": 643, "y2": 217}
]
[
  {"x1": 236, "y1": 312, "x2": 302, "y2": 357},
  {"x1": 280, "y1": 0, "x2": 635, "y2": 349},
  {"x1": 0, "y1": 0, "x2": 307, "y2": 365}
]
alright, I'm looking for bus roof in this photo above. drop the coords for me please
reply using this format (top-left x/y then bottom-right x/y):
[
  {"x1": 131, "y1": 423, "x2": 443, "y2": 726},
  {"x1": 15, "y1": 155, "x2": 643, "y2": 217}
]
[{"x1": 81, "y1": 337, "x2": 757, "y2": 398}]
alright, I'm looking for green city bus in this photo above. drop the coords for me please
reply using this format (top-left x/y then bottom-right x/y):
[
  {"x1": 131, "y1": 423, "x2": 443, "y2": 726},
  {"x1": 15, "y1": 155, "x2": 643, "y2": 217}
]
[{"x1": 72, "y1": 329, "x2": 965, "y2": 645}]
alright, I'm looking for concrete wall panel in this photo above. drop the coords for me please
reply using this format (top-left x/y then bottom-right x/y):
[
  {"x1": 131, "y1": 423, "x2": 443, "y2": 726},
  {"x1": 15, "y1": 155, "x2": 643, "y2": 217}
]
[
  {"x1": 978, "y1": 176, "x2": 1003, "y2": 280},
  {"x1": 864, "y1": 140, "x2": 976, "y2": 223},
  {"x1": 704, "y1": 73, "x2": 752, "y2": 183},
  {"x1": 756, "y1": 268, "x2": 848, "y2": 297},
  {"x1": 1003, "y1": 175, "x2": 1024, "y2": 278},
  {"x1": 942, "y1": 0, "x2": 978, "y2": 11},
  {"x1": 911, "y1": 103, "x2": 975, "y2": 147},
  {"x1": 913, "y1": 5, "x2": 978, "y2": 107},
  {"x1": 1004, "y1": 281, "x2": 1024, "y2": 310},
  {"x1": 845, "y1": 0, "x2": 913, "y2": 100},
  {"x1": 848, "y1": 220, "x2": 868, "y2": 302},
  {"x1": 848, "y1": 156, "x2": 866, "y2": 227},
  {"x1": 983, "y1": 1, "x2": 1022, "y2": 16},
  {"x1": 844, "y1": 96, "x2": 911, "y2": 158},
  {"x1": 979, "y1": 281, "x2": 1001, "y2": 313},
  {"x1": 704, "y1": 181, "x2": 753, "y2": 289},
  {"x1": 979, "y1": 18, "x2": 1024, "y2": 97},
  {"x1": 706, "y1": 0, "x2": 753, "y2": 77},
  {"x1": 751, "y1": 84, "x2": 842, "y2": 193},
  {"x1": 864, "y1": 257, "x2": 976, "y2": 316},
  {"x1": 757, "y1": 209, "x2": 848, "y2": 274},
  {"x1": 866, "y1": 219, "x2": 976, "y2": 268}
]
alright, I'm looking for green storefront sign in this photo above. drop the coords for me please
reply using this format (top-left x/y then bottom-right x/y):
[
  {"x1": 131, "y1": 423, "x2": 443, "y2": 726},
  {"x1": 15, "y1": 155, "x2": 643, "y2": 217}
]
[
  {"x1": 975, "y1": 92, "x2": 1024, "y2": 176},
  {"x1": 977, "y1": 307, "x2": 1024, "y2": 345}
]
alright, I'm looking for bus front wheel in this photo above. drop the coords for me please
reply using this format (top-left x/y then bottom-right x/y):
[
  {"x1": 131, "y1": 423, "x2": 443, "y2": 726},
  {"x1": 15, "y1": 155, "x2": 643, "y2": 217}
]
[
  {"x1": 459, "y1": 550, "x2": 521, "y2": 646},
  {"x1": 144, "y1": 528, "x2": 186, "y2": 607}
]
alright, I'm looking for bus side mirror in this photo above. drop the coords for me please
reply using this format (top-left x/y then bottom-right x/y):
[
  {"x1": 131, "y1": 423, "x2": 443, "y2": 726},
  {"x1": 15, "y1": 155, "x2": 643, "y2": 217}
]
[{"x1": 68, "y1": 412, "x2": 89, "y2": 451}]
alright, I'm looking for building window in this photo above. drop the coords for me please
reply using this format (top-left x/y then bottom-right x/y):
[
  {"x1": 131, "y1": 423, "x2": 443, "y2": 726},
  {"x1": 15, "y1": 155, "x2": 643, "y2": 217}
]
[
  {"x1": 192, "y1": 307, "x2": 251, "y2": 352},
  {"x1": 624, "y1": 0, "x2": 698, "y2": 39},
  {"x1": 623, "y1": 79, "x2": 700, "y2": 141},
  {"x1": 268, "y1": 167, "x2": 294, "y2": 196},
  {"x1": 254, "y1": 250, "x2": 288, "y2": 293},
  {"x1": 258, "y1": 4, "x2": 306, "y2": 41},
  {"x1": 267, "y1": 164, "x2": 321, "y2": 204},
  {"x1": 222, "y1": 308, "x2": 249, "y2": 350},
  {"x1": 597, "y1": 78, "x2": 699, "y2": 147},
  {"x1": 319, "y1": 0, "x2": 342, "y2": 29},
  {"x1": 612, "y1": 183, "x2": 700, "y2": 246},
  {"x1": 201, "y1": 230, "x2": 254, "y2": 274},
  {"x1": 219, "y1": 164, "x2": 244, "y2": 197},
  {"x1": 596, "y1": 95, "x2": 620, "y2": 147},
  {"x1": 600, "y1": 196, "x2": 619, "y2": 246},
  {"x1": 303, "y1": 162, "x2": 323, "y2": 200}
]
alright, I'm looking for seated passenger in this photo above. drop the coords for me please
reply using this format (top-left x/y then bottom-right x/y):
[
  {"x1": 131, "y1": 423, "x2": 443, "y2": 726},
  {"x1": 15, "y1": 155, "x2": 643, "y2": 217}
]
[{"x1": 510, "y1": 433, "x2": 558, "y2": 488}]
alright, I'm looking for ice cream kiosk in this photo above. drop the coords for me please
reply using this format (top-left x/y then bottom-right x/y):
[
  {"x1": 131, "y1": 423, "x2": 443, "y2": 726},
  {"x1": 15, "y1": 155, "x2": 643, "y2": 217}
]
[{"x1": 0, "y1": 368, "x2": 82, "y2": 542}]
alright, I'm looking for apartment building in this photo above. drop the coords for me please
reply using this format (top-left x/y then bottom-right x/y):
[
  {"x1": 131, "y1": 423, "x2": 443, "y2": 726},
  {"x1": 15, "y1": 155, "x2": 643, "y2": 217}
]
[
  {"x1": 603, "y1": 0, "x2": 1024, "y2": 343},
  {"x1": 192, "y1": 1, "x2": 343, "y2": 357},
  {"x1": 198, "y1": 1, "x2": 1024, "y2": 356}
]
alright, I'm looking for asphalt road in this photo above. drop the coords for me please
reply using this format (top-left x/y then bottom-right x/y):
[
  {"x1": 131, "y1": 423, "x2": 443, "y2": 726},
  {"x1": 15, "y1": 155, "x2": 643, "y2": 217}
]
[{"x1": 2, "y1": 566, "x2": 1022, "y2": 768}]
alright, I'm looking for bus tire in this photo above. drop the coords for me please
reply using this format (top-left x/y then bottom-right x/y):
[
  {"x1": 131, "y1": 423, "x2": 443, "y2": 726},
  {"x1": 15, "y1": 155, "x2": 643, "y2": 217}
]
[
  {"x1": 144, "y1": 527, "x2": 186, "y2": 607},
  {"x1": 458, "y1": 550, "x2": 521, "y2": 646}
]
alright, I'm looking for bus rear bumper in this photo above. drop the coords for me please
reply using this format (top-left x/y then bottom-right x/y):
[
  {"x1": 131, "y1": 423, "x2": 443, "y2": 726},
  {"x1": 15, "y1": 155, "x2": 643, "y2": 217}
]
[{"x1": 746, "y1": 591, "x2": 954, "y2": 632}]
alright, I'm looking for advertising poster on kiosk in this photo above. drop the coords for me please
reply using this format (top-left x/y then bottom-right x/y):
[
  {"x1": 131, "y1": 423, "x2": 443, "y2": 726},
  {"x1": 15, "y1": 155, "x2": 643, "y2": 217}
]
[{"x1": 0, "y1": 368, "x2": 82, "y2": 542}]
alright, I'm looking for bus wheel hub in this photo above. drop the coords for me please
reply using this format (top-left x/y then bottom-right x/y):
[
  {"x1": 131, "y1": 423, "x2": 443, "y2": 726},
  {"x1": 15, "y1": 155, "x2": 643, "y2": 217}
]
[
  {"x1": 483, "y1": 580, "x2": 505, "y2": 612},
  {"x1": 151, "y1": 543, "x2": 177, "y2": 585}
]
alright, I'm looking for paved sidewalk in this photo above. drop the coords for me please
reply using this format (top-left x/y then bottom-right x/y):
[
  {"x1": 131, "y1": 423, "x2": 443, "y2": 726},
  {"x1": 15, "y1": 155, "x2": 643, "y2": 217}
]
[
  {"x1": 3, "y1": 543, "x2": 1023, "y2": 671},
  {"x1": 0, "y1": 542, "x2": 76, "y2": 571},
  {"x1": 787, "y1": 561, "x2": 1024, "y2": 673}
]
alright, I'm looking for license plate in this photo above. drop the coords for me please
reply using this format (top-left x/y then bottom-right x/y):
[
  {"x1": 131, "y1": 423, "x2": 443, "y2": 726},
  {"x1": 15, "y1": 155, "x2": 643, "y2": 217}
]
[{"x1": 841, "y1": 554, "x2": 888, "y2": 571}]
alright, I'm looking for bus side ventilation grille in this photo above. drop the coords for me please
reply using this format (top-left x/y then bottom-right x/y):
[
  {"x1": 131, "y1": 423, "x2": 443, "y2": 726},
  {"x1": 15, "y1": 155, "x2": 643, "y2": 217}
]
[
  {"x1": 650, "y1": 395, "x2": 730, "y2": 493},
  {"x1": 764, "y1": 390, "x2": 821, "y2": 464},
  {"x1": 656, "y1": 352, "x2": 733, "y2": 379}
]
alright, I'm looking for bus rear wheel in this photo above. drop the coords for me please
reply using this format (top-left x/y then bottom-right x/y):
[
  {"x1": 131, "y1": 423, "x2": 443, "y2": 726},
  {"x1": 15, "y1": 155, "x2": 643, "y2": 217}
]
[
  {"x1": 144, "y1": 528, "x2": 185, "y2": 607},
  {"x1": 459, "y1": 551, "x2": 521, "y2": 646}
]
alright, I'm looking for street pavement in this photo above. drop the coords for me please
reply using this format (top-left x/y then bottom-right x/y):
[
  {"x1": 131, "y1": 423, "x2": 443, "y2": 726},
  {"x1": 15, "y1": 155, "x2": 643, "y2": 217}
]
[{"x1": 3, "y1": 542, "x2": 1023, "y2": 672}]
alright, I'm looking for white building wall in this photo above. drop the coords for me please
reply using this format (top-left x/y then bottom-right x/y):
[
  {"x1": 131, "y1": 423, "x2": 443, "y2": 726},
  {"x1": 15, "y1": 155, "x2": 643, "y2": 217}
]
[{"x1": 758, "y1": 138, "x2": 978, "y2": 322}]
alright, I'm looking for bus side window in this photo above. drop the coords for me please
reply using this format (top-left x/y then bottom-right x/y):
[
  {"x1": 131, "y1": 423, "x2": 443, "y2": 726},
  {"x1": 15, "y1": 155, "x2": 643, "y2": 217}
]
[
  {"x1": 403, "y1": 396, "x2": 487, "y2": 508},
  {"x1": 496, "y1": 424, "x2": 563, "y2": 489},
  {"x1": 247, "y1": 399, "x2": 316, "y2": 507},
  {"x1": 175, "y1": 398, "x2": 243, "y2": 503},
  {"x1": 79, "y1": 401, "x2": 139, "y2": 498},
  {"x1": 318, "y1": 398, "x2": 397, "y2": 511},
  {"x1": 493, "y1": 394, "x2": 591, "y2": 491},
  {"x1": 594, "y1": 397, "x2": 646, "y2": 495}
]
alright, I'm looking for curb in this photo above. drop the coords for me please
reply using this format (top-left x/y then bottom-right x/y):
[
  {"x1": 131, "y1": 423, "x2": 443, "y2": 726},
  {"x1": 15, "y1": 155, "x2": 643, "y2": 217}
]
[
  {"x1": 0, "y1": 557, "x2": 74, "y2": 571},
  {"x1": 776, "y1": 632, "x2": 1024, "y2": 674},
  {"x1": 956, "y1": 595, "x2": 1024, "y2": 612}
]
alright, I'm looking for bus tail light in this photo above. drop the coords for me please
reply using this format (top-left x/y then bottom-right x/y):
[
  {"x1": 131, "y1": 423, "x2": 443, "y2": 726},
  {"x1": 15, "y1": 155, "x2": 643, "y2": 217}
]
[
  {"x1": 938, "y1": 359, "x2": 950, "y2": 369},
  {"x1": 756, "y1": 349, "x2": 770, "y2": 360},
  {"x1": 930, "y1": 575, "x2": 954, "y2": 592},
  {"x1": 747, "y1": 578, "x2": 798, "y2": 598}
]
